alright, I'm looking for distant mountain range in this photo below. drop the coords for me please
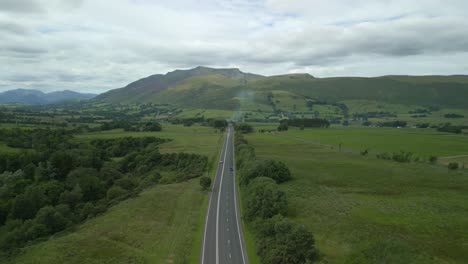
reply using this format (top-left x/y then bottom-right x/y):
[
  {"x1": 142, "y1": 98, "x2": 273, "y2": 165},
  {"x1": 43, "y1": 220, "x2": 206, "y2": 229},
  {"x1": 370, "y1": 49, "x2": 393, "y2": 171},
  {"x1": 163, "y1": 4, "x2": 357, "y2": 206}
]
[
  {"x1": 96, "y1": 66, "x2": 468, "y2": 110},
  {"x1": 0, "y1": 89, "x2": 97, "y2": 104}
]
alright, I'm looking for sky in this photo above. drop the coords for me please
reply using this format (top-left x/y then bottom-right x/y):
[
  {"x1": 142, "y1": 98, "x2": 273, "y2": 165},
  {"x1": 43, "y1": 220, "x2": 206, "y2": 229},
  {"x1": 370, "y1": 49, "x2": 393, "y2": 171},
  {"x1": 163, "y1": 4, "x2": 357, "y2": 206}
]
[{"x1": 1, "y1": 0, "x2": 468, "y2": 93}]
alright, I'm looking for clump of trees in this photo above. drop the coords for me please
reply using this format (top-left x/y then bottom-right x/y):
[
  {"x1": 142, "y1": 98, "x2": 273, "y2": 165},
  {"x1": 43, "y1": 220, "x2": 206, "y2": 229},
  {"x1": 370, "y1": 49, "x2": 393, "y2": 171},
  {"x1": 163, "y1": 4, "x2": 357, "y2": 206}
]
[
  {"x1": 285, "y1": 118, "x2": 330, "y2": 128},
  {"x1": 240, "y1": 160, "x2": 292, "y2": 186},
  {"x1": 235, "y1": 133, "x2": 317, "y2": 264},
  {"x1": 208, "y1": 119, "x2": 228, "y2": 130},
  {"x1": 277, "y1": 122, "x2": 289, "y2": 131},
  {"x1": 448, "y1": 163, "x2": 459, "y2": 170},
  {"x1": 353, "y1": 112, "x2": 397, "y2": 119},
  {"x1": 444, "y1": 113, "x2": 464, "y2": 118},
  {"x1": 377, "y1": 120, "x2": 407, "y2": 128},
  {"x1": 235, "y1": 123, "x2": 254, "y2": 134},
  {"x1": 437, "y1": 123, "x2": 463, "y2": 134},
  {"x1": 376, "y1": 151, "x2": 416, "y2": 163},
  {"x1": 101, "y1": 121, "x2": 162, "y2": 132}
]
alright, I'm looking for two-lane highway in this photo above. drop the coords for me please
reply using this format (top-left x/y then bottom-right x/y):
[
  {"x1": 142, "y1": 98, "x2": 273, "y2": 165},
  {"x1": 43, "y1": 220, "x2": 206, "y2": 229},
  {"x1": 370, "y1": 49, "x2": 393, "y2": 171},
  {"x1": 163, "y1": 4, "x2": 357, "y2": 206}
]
[{"x1": 200, "y1": 125, "x2": 248, "y2": 264}]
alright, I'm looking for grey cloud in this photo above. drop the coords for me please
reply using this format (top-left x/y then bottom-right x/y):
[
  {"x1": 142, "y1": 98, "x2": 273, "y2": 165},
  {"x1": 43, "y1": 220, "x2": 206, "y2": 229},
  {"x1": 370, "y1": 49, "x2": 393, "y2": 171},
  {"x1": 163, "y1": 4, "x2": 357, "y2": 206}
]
[
  {"x1": 0, "y1": 22, "x2": 30, "y2": 35},
  {"x1": 0, "y1": 0, "x2": 43, "y2": 13}
]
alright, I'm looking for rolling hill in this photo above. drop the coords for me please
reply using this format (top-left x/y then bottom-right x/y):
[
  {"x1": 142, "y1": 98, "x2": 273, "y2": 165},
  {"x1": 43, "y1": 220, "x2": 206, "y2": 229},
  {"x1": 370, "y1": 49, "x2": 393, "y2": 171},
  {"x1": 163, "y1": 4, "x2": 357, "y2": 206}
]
[
  {"x1": 96, "y1": 67, "x2": 468, "y2": 110},
  {"x1": 0, "y1": 89, "x2": 97, "y2": 104}
]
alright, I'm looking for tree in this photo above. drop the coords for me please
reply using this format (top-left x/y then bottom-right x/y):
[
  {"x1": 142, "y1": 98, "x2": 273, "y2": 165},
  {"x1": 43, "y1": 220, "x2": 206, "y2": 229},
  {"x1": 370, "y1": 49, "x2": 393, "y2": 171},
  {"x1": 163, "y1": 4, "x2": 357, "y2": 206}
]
[
  {"x1": 255, "y1": 215, "x2": 316, "y2": 264},
  {"x1": 244, "y1": 177, "x2": 288, "y2": 221},
  {"x1": 277, "y1": 123, "x2": 288, "y2": 131},
  {"x1": 448, "y1": 162, "x2": 459, "y2": 170},
  {"x1": 199, "y1": 176, "x2": 212, "y2": 190},
  {"x1": 143, "y1": 122, "x2": 162, "y2": 132},
  {"x1": 10, "y1": 187, "x2": 47, "y2": 220},
  {"x1": 66, "y1": 168, "x2": 104, "y2": 201},
  {"x1": 59, "y1": 185, "x2": 83, "y2": 209},
  {"x1": 429, "y1": 156, "x2": 438, "y2": 164},
  {"x1": 34, "y1": 206, "x2": 70, "y2": 233},
  {"x1": 50, "y1": 151, "x2": 77, "y2": 179},
  {"x1": 107, "y1": 186, "x2": 127, "y2": 200}
]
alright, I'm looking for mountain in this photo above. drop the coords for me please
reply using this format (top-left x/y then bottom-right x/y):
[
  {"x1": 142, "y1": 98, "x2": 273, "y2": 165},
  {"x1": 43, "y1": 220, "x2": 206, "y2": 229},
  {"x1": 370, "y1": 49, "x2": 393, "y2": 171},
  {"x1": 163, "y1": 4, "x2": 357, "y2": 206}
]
[
  {"x1": 0, "y1": 89, "x2": 97, "y2": 104},
  {"x1": 96, "y1": 67, "x2": 468, "y2": 110},
  {"x1": 96, "y1": 66, "x2": 263, "y2": 104}
]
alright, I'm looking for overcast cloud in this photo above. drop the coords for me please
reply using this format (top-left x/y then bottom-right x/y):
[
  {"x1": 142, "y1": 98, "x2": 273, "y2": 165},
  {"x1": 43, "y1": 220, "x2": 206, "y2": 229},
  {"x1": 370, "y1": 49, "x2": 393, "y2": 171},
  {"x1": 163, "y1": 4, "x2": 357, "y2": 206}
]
[{"x1": 1, "y1": 0, "x2": 468, "y2": 93}]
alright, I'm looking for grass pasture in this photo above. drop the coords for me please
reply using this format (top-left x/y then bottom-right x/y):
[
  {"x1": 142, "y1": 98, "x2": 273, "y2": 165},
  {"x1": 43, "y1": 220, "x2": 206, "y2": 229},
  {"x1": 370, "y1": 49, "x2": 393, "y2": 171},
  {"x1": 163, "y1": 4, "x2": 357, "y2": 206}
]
[
  {"x1": 281, "y1": 127, "x2": 468, "y2": 159},
  {"x1": 245, "y1": 132, "x2": 468, "y2": 263},
  {"x1": 76, "y1": 124, "x2": 222, "y2": 156}
]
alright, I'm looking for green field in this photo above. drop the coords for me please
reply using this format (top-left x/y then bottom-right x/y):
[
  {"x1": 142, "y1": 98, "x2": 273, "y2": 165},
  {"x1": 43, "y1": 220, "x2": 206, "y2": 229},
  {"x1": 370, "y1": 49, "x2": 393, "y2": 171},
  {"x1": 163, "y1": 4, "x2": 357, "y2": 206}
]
[
  {"x1": 76, "y1": 124, "x2": 222, "y2": 156},
  {"x1": 279, "y1": 127, "x2": 468, "y2": 159},
  {"x1": 0, "y1": 142, "x2": 18, "y2": 153},
  {"x1": 5, "y1": 124, "x2": 222, "y2": 264},
  {"x1": 244, "y1": 132, "x2": 468, "y2": 263}
]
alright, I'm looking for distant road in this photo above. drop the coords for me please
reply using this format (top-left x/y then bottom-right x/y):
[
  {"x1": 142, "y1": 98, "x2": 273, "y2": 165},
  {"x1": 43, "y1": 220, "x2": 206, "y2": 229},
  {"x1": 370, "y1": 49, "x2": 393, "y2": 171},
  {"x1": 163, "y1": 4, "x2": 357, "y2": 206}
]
[{"x1": 200, "y1": 125, "x2": 248, "y2": 264}]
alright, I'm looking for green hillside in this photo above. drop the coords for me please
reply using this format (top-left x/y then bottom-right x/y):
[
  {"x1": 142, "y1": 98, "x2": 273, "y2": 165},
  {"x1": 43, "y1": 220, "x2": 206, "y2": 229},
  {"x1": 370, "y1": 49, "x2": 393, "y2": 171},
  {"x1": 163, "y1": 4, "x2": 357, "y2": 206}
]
[{"x1": 96, "y1": 67, "x2": 468, "y2": 111}]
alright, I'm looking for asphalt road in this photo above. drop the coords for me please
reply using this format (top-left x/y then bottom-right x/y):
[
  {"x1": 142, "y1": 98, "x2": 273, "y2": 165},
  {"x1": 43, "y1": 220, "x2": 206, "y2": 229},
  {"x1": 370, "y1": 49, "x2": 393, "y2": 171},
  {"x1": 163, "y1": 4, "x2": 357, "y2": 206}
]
[{"x1": 200, "y1": 125, "x2": 248, "y2": 264}]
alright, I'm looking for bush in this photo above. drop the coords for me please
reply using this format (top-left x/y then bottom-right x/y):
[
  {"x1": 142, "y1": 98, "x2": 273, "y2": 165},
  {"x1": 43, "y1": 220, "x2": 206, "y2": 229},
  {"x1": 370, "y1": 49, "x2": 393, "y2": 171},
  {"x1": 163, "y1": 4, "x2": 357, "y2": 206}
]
[
  {"x1": 115, "y1": 177, "x2": 136, "y2": 190},
  {"x1": 392, "y1": 151, "x2": 413, "y2": 163},
  {"x1": 244, "y1": 177, "x2": 287, "y2": 221},
  {"x1": 448, "y1": 163, "x2": 459, "y2": 170},
  {"x1": 199, "y1": 176, "x2": 212, "y2": 190},
  {"x1": 106, "y1": 186, "x2": 127, "y2": 200},
  {"x1": 429, "y1": 156, "x2": 438, "y2": 164},
  {"x1": 139, "y1": 172, "x2": 161, "y2": 187}
]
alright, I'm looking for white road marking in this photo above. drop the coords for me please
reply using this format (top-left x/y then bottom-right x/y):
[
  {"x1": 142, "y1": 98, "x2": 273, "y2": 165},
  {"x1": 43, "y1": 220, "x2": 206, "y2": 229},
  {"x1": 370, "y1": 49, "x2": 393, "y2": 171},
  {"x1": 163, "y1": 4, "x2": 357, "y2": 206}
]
[
  {"x1": 216, "y1": 129, "x2": 230, "y2": 264},
  {"x1": 201, "y1": 130, "x2": 228, "y2": 264}
]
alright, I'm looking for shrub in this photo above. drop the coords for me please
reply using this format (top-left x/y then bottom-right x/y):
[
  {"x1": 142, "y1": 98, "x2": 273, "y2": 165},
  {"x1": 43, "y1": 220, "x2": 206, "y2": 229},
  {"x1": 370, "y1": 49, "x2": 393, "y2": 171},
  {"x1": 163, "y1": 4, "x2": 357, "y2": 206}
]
[
  {"x1": 429, "y1": 156, "x2": 438, "y2": 164},
  {"x1": 199, "y1": 176, "x2": 212, "y2": 190},
  {"x1": 376, "y1": 152, "x2": 391, "y2": 160},
  {"x1": 106, "y1": 186, "x2": 127, "y2": 200},
  {"x1": 448, "y1": 163, "x2": 459, "y2": 170},
  {"x1": 392, "y1": 151, "x2": 413, "y2": 163}
]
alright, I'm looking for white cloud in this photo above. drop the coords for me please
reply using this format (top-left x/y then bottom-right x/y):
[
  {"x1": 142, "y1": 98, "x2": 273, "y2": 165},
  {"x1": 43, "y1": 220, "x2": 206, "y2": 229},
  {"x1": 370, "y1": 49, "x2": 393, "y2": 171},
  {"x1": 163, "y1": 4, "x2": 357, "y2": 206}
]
[{"x1": 0, "y1": 0, "x2": 467, "y2": 93}]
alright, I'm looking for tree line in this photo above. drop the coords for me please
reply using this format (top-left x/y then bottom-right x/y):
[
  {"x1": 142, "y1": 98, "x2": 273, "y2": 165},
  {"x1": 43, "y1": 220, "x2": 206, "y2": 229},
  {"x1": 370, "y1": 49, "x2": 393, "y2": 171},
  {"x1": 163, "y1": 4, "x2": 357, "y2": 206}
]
[{"x1": 234, "y1": 132, "x2": 317, "y2": 264}]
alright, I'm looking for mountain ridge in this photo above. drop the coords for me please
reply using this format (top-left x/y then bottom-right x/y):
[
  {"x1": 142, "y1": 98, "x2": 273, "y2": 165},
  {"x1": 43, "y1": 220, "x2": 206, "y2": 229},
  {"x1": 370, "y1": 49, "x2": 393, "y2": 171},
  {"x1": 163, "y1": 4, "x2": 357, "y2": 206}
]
[
  {"x1": 0, "y1": 89, "x2": 97, "y2": 104},
  {"x1": 95, "y1": 66, "x2": 468, "y2": 109}
]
